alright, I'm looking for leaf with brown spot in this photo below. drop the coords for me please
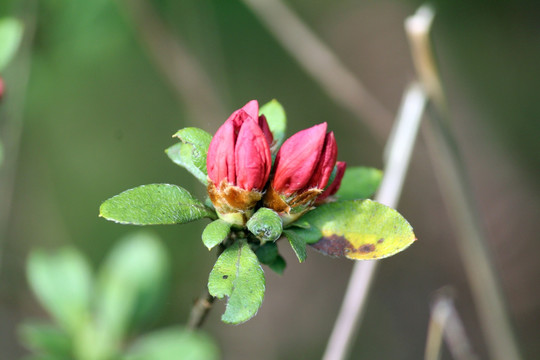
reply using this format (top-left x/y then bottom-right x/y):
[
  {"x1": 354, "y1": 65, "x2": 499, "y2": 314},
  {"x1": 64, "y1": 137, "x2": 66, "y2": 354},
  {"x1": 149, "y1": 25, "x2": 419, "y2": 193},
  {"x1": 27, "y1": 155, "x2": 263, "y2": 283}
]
[{"x1": 292, "y1": 200, "x2": 416, "y2": 260}]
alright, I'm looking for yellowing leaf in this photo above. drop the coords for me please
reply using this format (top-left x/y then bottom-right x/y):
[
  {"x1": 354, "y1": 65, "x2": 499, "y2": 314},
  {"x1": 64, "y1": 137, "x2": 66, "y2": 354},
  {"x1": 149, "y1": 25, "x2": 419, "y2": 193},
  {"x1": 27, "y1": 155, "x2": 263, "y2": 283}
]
[{"x1": 293, "y1": 200, "x2": 416, "y2": 260}]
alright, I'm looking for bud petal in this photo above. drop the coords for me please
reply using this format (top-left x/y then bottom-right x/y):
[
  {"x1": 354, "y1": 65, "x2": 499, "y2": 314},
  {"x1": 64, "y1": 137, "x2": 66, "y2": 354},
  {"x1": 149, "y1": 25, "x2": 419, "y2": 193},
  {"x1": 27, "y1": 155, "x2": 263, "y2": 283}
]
[
  {"x1": 317, "y1": 161, "x2": 346, "y2": 202},
  {"x1": 207, "y1": 119, "x2": 237, "y2": 186},
  {"x1": 235, "y1": 120, "x2": 272, "y2": 191},
  {"x1": 307, "y1": 132, "x2": 338, "y2": 189},
  {"x1": 241, "y1": 99, "x2": 259, "y2": 120},
  {"x1": 272, "y1": 123, "x2": 328, "y2": 195},
  {"x1": 258, "y1": 114, "x2": 274, "y2": 146}
]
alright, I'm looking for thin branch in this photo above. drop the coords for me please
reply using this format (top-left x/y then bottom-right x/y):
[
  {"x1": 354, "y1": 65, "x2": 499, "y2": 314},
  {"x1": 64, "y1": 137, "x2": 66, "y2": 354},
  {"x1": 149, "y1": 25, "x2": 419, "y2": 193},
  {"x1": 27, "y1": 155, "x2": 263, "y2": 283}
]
[
  {"x1": 322, "y1": 82, "x2": 427, "y2": 360},
  {"x1": 0, "y1": 0, "x2": 37, "y2": 271},
  {"x1": 242, "y1": 0, "x2": 393, "y2": 141},
  {"x1": 405, "y1": 5, "x2": 522, "y2": 360},
  {"x1": 117, "y1": 0, "x2": 226, "y2": 125},
  {"x1": 425, "y1": 289, "x2": 478, "y2": 360},
  {"x1": 188, "y1": 289, "x2": 216, "y2": 330}
]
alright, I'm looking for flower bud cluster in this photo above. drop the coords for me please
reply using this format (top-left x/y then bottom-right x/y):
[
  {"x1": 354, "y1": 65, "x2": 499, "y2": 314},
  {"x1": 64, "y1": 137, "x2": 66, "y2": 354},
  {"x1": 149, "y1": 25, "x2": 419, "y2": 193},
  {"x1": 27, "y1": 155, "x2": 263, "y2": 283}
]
[{"x1": 207, "y1": 100, "x2": 346, "y2": 227}]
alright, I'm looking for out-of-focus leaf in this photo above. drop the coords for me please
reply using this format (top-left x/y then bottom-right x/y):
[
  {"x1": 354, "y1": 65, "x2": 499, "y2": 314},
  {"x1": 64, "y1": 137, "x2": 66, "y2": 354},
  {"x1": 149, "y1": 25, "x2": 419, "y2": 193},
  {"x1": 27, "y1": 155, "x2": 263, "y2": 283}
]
[
  {"x1": 246, "y1": 207, "x2": 282, "y2": 244},
  {"x1": 208, "y1": 240, "x2": 265, "y2": 324},
  {"x1": 27, "y1": 248, "x2": 92, "y2": 333},
  {"x1": 0, "y1": 18, "x2": 24, "y2": 70},
  {"x1": 165, "y1": 143, "x2": 207, "y2": 185},
  {"x1": 255, "y1": 242, "x2": 278, "y2": 264},
  {"x1": 283, "y1": 230, "x2": 306, "y2": 263},
  {"x1": 294, "y1": 200, "x2": 416, "y2": 260},
  {"x1": 255, "y1": 242, "x2": 286, "y2": 275},
  {"x1": 123, "y1": 327, "x2": 219, "y2": 360},
  {"x1": 267, "y1": 255, "x2": 286, "y2": 275},
  {"x1": 202, "y1": 219, "x2": 230, "y2": 250},
  {"x1": 19, "y1": 322, "x2": 72, "y2": 358},
  {"x1": 99, "y1": 184, "x2": 215, "y2": 225},
  {"x1": 169, "y1": 127, "x2": 212, "y2": 184},
  {"x1": 95, "y1": 231, "x2": 169, "y2": 343},
  {"x1": 335, "y1": 167, "x2": 383, "y2": 200},
  {"x1": 259, "y1": 99, "x2": 286, "y2": 149}
]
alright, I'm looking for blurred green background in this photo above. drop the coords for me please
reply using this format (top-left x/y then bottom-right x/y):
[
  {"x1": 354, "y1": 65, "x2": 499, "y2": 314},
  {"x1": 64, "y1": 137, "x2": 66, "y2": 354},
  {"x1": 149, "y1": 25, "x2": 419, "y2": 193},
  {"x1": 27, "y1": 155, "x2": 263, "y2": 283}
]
[{"x1": 1, "y1": 0, "x2": 539, "y2": 359}]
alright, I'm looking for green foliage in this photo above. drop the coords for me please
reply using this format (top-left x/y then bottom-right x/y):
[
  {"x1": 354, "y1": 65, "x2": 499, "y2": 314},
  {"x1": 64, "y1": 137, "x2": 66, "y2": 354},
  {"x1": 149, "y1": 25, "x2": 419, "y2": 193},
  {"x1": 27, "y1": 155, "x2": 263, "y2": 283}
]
[
  {"x1": 27, "y1": 248, "x2": 92, "y2": 334},
  {"x1": 23, "y1": 231, "x2": 218, "y2": 360},
  {"x1": 208, "y1": 240, "x2": 265, "y2": 324},
  {"x1": 202, "y1": 219, "x2": 231, "y2": 250},
  {"x1": 259, "y1": 99, "x2": 287, "y2": 149},
  {"x1": 291, "y1": 200, "x2": 416, "y2": 260},
  {"x1": 167, "y1": 127, "x2": 213, "y2": 185},
  {"x1": 19, "y1": 322, "x2": 72, "y2": 358},
  {"x1": 166, "y1": 143, "x2": 208, "y2": 185},
  {"x1": 246, "y1": 207, "x2": 283, "y2": 244},
  {"x1": 95, "y1": 232, "x2": 169, "y2": 344},
  {"x1": 123, "y1": 327, "x2": 219, "y2": 360},
  {"x1": 99, "y1": 184, "x2": 215, "y2": 225},
  {"x1": 255, "y1": 242, "x2": 287, "y2": 275},
  {"x1": 336, "y1": 167, "x2": 383, "y2": 201},
  {"x1": 283, "y1": 230, "x2": 307, "y2": 263},
  {"x1": 0, "y1": 17, "x2": 23, "y2": 70}
]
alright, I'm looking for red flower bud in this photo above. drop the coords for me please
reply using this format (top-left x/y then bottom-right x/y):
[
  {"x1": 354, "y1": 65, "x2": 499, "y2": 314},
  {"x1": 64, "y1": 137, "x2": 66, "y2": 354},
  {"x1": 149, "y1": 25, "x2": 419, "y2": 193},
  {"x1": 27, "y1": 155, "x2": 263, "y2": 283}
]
[
  {"x1": 207, "y1": 100, "x2": 272, "y2": 191},
  {"x1": 264, "y1": 122, "x2": 341, "y2": 224},
  {"x1": 317, "y1": 161, "x2": 347, "y2": 203},
  {"x1": 272, "y1": 123, "x2": 329, "y2": 195},
  {"x1": 207, "y1": 100, "x2": 272, "y2": 225}
]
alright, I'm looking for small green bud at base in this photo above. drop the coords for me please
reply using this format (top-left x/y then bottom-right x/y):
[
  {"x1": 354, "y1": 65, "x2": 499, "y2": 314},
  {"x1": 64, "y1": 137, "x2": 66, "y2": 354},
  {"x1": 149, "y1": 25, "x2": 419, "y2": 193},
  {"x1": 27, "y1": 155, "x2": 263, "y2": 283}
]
[{"x1": 247, "y1": 208, "x2": 283, "y2": 244}]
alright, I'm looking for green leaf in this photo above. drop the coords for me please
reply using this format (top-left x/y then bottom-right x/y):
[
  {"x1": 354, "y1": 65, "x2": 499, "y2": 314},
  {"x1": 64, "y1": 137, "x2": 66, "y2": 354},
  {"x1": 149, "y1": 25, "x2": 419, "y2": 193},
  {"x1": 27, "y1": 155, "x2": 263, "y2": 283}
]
[
  {"x1": 267, "y1": 255, "x2": 286, "y2": 275},
  {"x1": 259, "y1": 99, "x2": 286, "y2": 149},
  {"x1": 255, "y1": 242, "x2": 279, "y2": 264},
  {"x1": 27, "y1": 248, "x2": 93, "y2": 333},
  {"x1": 18, "y1": 322, "x2": 72, "y2": 357},
  {"x1": 208, "y1": 240, "x2": 265, "y2": 324},
  {"x1": 294, "y1": 200, "x2": 416, "y2": 260},
  {"x1": 246, "y1": 207, "x2": 282, "y2": 244},
  {"x1": 169, "y1": 127, "x2": 212, "y2": 184},
  {"x1": 202, "y1": 220, "x2": 231, "y2": 250},
  {"x1": 287, "y1": 223, "x2": 322, "y2": 245},
  {"x1": 123, "y1": 327, "x2": 219, "y2": 360},
  {"x1": 255, "y1": 242, "x2": 286, "y2": 275},
  {"x1": 336, "y1": 167, "x2": 383, "y2": 200},
  {"x1": 95, "y1": 231, "x2": 169, "y2": 344},
  {"x1": 283, "y1": 230, "x2": 307, "y2": 263},
  {"x1": 165, "y1": 143, "x2": 207, "y2": 185},
  {"x1": 100, "y1": 184, "x2": 215, "y2": 225},
  {"x1": 0, "y1": 18, "x2": 24, "y2": 70}
]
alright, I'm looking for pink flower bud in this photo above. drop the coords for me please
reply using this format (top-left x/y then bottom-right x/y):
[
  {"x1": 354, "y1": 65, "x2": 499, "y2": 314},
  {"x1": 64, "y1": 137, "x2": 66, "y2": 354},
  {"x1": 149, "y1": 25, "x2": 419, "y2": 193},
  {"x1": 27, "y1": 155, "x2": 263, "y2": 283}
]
[
  {"x1": 272, "y1": 123, "x2": 337, "y2": 195},
  {"x1": 207, "y1": 100, "x2": 272, "y2": 191},
  {"x1": 264, "y1": 123, "x2": 341, "y2": 225},
  {"x1": 206, "y1": 100, "x2": 272, "y2": 225}
]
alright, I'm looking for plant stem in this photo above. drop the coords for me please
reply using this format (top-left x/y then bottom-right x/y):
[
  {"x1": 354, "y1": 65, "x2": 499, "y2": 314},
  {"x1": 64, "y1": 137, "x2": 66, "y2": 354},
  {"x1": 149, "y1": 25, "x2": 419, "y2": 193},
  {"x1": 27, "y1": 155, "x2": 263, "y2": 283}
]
[
  {"x1": 0, "y1": 0, "x2": 37, "y2": 273},
  {"x1": 241, "y1": 0, "x2": 393, "y2": 141},
  {"x1": 322, "y1": 83, "x2": 427, "y2": 360},
  {"x1": 117, "y1": 0, "x2": 226, "y2": 125},
  {"x1": 405, "y1": 6, "x2": 522, "y2": 360},
  {"x1": 425, "y1": 289, "x2": 478, "y2": 360},
  {"x1": 188, "y1": 289, "x2": 216, "y2": 330},
  {"x1": 187, "y1": 244, "x2": 224, "y2": 330}
]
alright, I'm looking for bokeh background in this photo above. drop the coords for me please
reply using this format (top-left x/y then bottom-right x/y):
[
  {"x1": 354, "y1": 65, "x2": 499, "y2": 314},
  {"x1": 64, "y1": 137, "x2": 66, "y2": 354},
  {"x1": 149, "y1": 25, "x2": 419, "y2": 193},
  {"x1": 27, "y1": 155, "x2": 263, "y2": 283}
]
[{"x1": 1, "y1": 0, "x2": 539, "y2": 359}]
